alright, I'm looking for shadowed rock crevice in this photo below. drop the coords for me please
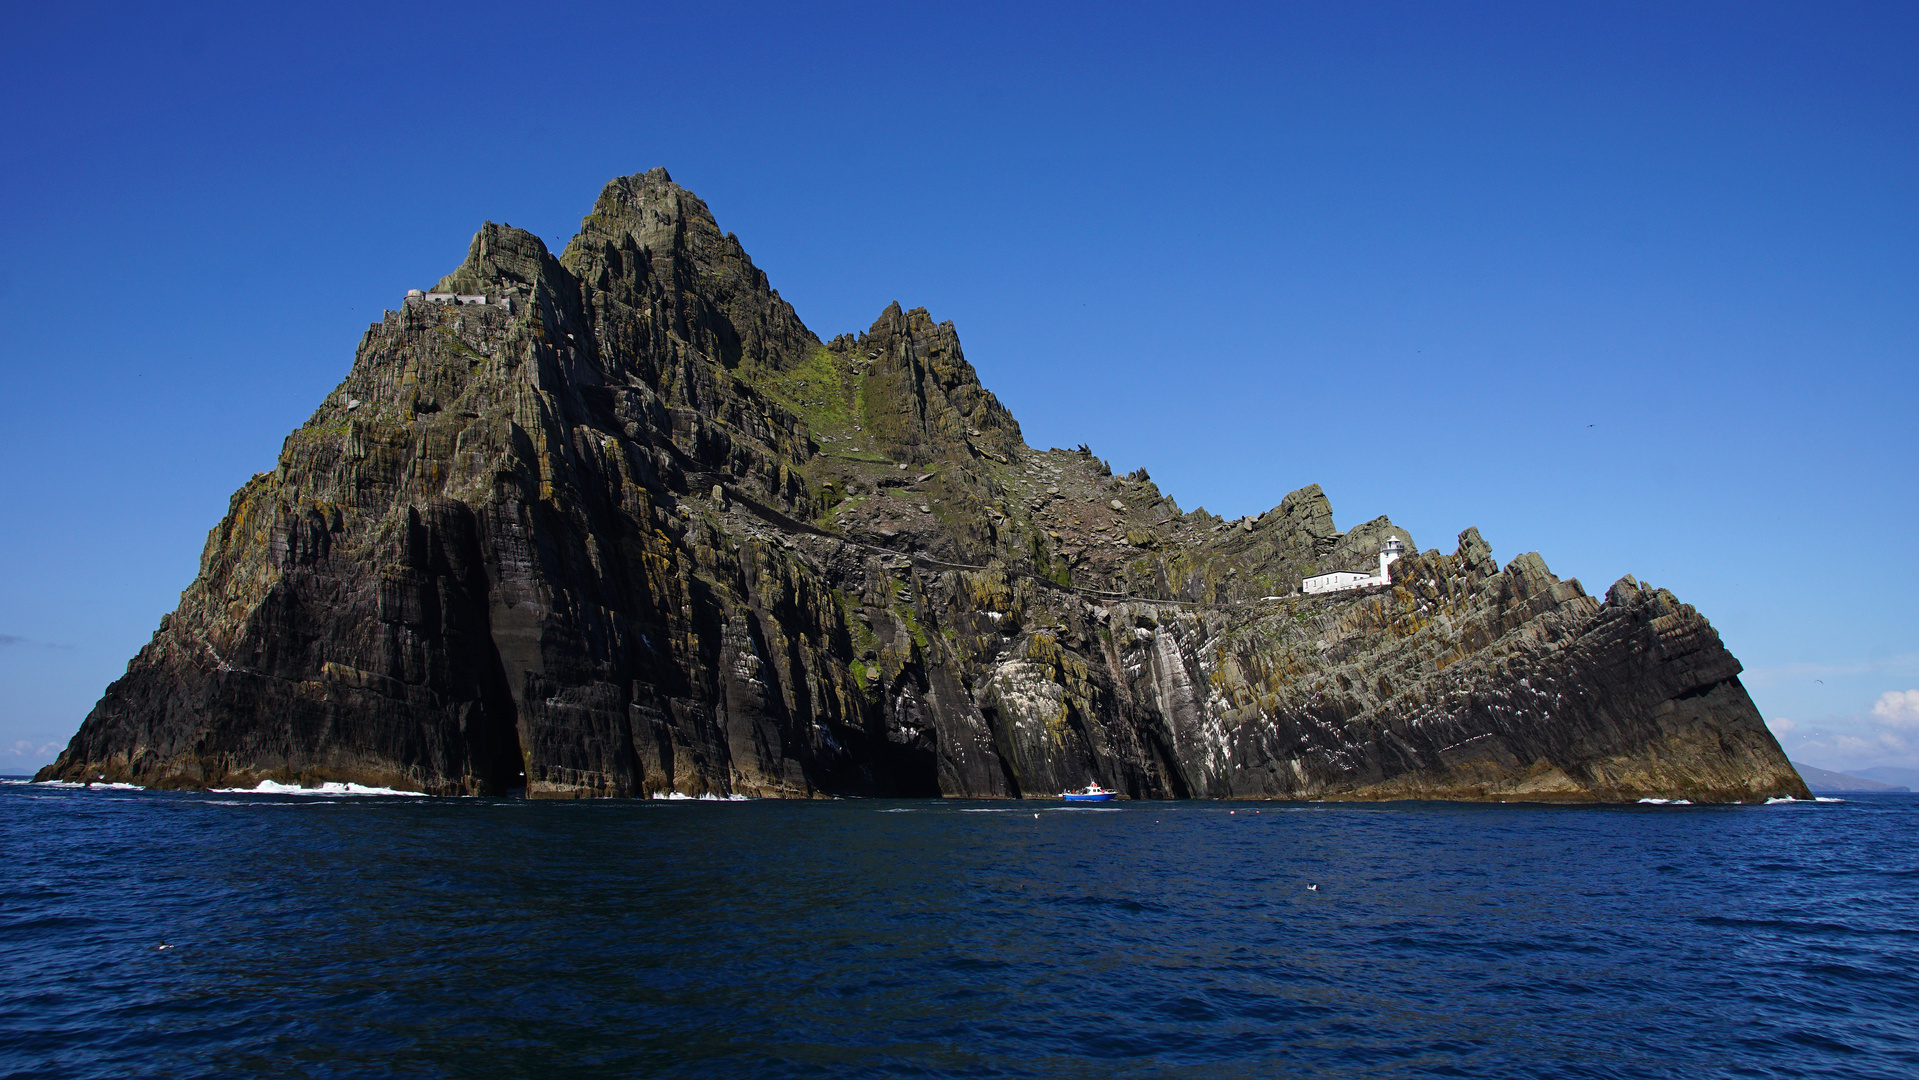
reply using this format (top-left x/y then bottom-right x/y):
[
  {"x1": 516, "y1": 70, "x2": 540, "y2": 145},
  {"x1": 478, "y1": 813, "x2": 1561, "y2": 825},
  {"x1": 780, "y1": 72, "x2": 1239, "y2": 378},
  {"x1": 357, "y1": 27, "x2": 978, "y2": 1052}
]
[{"x1": 40, "y1": 170, "x2": 1807, "y2": 803}]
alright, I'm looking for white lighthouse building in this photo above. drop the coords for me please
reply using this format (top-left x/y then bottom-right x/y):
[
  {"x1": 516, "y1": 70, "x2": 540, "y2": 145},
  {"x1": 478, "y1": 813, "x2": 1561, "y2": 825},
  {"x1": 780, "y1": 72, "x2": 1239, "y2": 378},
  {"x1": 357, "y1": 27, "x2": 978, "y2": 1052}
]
[{"x1": 1301, "y1": 536, "x2": 1405, "y2": 595}]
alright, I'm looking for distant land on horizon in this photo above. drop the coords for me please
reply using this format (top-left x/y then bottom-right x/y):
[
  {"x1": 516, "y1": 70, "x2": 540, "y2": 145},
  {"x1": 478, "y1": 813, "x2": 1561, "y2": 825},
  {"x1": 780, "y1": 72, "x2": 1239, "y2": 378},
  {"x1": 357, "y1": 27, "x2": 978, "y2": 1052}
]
[
  {"x1": 1790, "y1": 762, "x2": 1912, "y2": 794},
  {"x1": 1848, "y1": 765, "x2": 1919, "y2": 788}
]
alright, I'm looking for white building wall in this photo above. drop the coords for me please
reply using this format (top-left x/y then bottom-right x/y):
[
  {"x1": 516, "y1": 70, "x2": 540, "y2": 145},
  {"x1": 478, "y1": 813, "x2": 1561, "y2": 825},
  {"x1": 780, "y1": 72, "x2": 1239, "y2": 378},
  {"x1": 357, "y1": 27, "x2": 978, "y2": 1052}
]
[{"x1": 1302, "y1": 571, "x2": 1377, "y2": 595}]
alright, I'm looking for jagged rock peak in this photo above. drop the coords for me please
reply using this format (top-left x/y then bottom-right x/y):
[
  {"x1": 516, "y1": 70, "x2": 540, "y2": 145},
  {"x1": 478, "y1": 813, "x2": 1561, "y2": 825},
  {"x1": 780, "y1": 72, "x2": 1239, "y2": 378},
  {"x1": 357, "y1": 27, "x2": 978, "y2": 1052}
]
[
  {"x1": 1276, "y1": 484, "x2": 1337, "y2": 543},
  {"x1": 1457, "y1": 527, "x2": 1497, "y2": 576},
  {"x1": 555, "y1": 168, "x2": 818, "y2": 376},
  {"x1": 34, "y1": 170, "x2": 1808, "y2": 806},
  {"x1": 570, "y1": 168, "x2": 729, "y2": 263},
  {"x1": 433, "y1": 223, "x2": 555, "y2": 291},
  {"x1": 827, "y1": 302, "x2": 1023, "y2": 465}
]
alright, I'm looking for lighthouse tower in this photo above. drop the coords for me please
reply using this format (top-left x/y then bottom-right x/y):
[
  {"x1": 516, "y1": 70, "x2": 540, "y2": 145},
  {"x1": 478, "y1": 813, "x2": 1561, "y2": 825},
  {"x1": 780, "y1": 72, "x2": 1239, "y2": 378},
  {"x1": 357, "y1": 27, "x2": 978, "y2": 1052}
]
[{"x1": 1378, "y1": 536, "x2": 1406, "y2": 582}]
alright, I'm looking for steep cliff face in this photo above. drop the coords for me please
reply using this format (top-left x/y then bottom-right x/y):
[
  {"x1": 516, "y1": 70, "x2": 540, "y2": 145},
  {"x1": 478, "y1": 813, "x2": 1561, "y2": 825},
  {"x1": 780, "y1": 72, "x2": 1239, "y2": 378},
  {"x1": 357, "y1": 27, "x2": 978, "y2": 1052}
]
[{"x1": 41, "y1": 169, "x2": 1807, "y2": 802}]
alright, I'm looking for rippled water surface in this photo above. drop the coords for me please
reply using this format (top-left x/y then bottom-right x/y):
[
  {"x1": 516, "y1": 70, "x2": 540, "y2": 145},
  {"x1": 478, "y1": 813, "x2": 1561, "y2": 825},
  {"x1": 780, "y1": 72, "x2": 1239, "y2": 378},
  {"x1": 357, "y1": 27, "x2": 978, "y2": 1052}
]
[{"x1": 4, "y1": 782, "x2": 1915, "y2": 1079}]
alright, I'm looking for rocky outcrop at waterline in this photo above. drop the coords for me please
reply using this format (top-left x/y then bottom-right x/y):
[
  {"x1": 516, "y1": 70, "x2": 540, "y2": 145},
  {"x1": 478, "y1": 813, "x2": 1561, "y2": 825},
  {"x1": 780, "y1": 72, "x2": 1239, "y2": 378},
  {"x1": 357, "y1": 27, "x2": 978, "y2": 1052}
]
[{"x1": 39, "y1": 170, "x2": 1808, "y2": 803}]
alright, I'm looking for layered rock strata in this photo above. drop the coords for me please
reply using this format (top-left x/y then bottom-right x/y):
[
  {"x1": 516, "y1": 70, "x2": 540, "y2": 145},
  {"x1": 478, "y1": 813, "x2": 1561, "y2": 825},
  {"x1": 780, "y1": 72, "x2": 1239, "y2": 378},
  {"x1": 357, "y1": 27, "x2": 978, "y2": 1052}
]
[{"x1": 40, "y1": 169, "x2": 1807, "y2": 802}]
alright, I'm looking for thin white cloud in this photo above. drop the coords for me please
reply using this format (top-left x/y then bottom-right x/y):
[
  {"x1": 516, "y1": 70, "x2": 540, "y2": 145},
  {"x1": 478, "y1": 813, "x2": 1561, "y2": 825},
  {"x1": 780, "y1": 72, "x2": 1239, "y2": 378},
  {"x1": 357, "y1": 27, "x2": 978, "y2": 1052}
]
[
  {"x1": 1871, "y1": 690, "x2": 1919, "y2": 729},
  {"x1": 1767, "y1": 717, "x2": 1797, "y2": 732}
]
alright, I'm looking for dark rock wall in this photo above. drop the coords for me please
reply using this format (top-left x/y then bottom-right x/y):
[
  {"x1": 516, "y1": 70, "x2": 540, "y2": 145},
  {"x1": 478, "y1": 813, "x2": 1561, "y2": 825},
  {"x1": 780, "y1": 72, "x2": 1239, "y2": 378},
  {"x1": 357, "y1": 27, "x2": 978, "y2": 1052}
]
[{"x1": 41, "y1": 169, "x2": 1807, "y2": 802}]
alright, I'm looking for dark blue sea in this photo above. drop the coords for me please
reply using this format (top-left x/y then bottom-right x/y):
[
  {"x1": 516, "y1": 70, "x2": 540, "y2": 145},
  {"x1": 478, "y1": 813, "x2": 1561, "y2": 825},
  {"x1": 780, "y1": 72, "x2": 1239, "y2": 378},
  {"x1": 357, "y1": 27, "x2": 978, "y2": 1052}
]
[{"x1": 3, "y1": 782, "x2": 1915, "y2": 1079}]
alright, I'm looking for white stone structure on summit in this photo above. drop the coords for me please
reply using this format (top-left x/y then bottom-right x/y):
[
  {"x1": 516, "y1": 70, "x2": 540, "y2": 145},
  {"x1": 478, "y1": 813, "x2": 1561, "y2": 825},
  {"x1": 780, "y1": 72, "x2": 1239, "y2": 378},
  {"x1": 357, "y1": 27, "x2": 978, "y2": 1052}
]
[
  {"x1": 1302, "y1": 536, "x2": 1405, "y2": 595},
  {"x1": 404, "y1": 288, "x2": 494, "y2": 306}
]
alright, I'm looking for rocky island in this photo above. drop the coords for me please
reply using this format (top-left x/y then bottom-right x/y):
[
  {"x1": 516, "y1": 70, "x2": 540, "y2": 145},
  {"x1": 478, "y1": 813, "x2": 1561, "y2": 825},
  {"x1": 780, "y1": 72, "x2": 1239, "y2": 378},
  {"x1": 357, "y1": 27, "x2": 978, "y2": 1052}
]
[{"x1": 40, "y1": 170, "x2": 1808, "y2": 802}]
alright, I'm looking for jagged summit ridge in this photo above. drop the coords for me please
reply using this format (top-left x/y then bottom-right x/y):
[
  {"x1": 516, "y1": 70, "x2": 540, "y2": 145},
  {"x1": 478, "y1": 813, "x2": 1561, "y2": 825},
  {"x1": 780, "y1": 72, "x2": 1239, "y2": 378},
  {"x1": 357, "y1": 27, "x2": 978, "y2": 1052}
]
[{"x1": 40, "y1": 170, "x2": 1807, "y2": 803}]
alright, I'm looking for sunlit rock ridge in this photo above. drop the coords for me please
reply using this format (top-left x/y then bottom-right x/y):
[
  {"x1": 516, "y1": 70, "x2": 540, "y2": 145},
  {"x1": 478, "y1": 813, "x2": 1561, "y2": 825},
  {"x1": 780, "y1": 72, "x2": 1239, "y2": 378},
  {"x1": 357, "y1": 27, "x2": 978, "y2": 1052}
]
[{"x1": 40, "y1": 170, "x2": 1808, "y2": 803}]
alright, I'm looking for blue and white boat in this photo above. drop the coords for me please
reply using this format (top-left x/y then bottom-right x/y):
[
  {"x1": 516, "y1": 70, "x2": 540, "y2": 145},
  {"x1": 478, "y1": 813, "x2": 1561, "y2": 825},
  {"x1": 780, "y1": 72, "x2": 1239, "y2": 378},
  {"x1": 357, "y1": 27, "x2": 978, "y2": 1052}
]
[{"x1": 1061, "y1": 783, "x2": 1117, "y2": 803}]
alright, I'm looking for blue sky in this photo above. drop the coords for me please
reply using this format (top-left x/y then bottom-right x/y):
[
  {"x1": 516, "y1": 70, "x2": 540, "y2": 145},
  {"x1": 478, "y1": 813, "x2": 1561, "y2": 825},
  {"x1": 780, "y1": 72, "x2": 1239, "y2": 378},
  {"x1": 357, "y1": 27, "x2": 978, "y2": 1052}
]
[{"x1": 2, "y1": 1, "x2": 1913, "y2": 775}]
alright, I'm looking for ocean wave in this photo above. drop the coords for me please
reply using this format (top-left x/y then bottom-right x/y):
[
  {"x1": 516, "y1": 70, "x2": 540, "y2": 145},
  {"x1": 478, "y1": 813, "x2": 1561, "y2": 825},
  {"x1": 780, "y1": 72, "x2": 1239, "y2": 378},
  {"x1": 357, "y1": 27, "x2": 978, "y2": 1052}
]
[
  {"x1": 649, "y1": 792, "x2": 751, "y2": 801},
  {"x1": 957, "y1": 805, "x2": 1123, "y2": 813},
  {"x1": 30, "y1": 781, "x2": 143, "y2": 791},
  {"x1": 210, "y1": 780, "x2": 427, "y2": 797},
  {"x1": 1637, "y1": 798, "x2": 1694, "y2": 805}
]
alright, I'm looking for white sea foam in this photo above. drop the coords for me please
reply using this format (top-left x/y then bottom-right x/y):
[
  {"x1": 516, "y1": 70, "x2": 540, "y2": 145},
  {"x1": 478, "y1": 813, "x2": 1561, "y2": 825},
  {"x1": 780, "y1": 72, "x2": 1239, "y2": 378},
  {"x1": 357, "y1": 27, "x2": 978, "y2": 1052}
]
[
  {"x1": 211, "y1": 780, "x2": 427, "y2": 797},
  {"x1": 1636, "y1": 798, "x2": 1693, "y2": 805},
  {"x1": 1815, "y1": 797, "x2": 1845, "y2": 803},
  {"x1": 32, "y1": 781, "x2": 143, "y2": 791},
  {"x1": 649, "y1": 792, "x2": 750, "y2": 801}
]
